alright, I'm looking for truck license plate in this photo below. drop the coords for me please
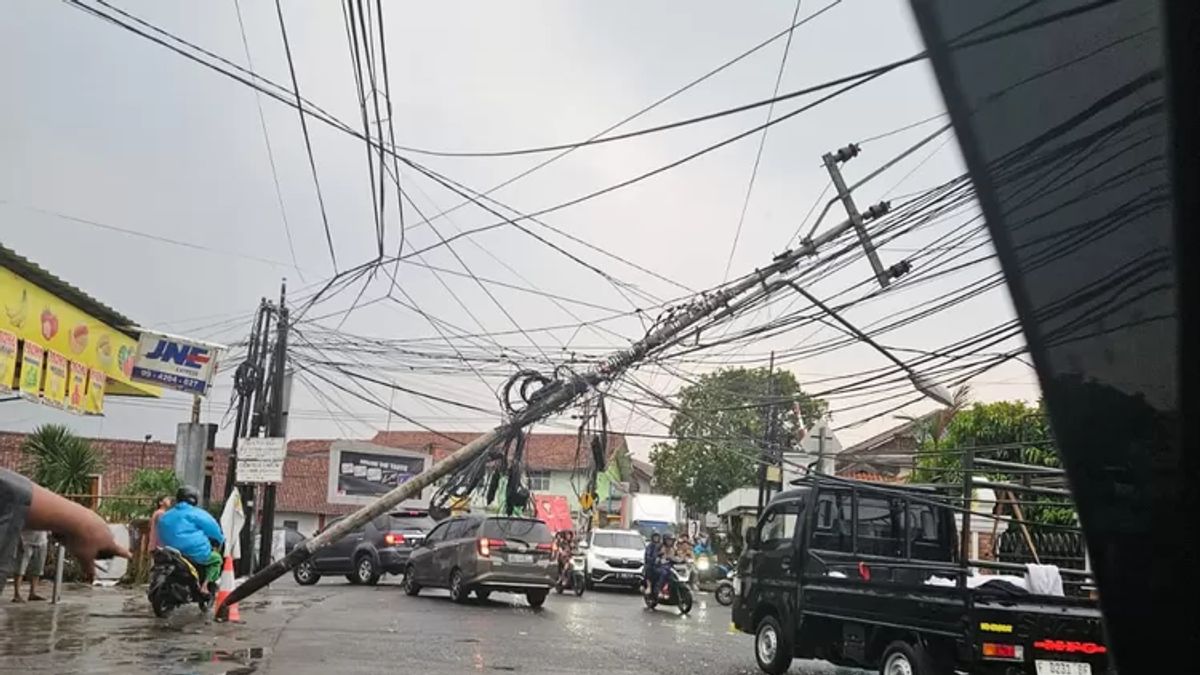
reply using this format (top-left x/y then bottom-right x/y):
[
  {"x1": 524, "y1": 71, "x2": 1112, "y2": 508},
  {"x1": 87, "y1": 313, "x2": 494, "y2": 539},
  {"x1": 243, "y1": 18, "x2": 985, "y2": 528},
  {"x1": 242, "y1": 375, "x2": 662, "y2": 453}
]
[
  {"x1": 1036, "y1": 661, "x2": 1091, "y2": 675},
  {"x1": 508, "y1": 553, "x2": 533, "y2": 564}
]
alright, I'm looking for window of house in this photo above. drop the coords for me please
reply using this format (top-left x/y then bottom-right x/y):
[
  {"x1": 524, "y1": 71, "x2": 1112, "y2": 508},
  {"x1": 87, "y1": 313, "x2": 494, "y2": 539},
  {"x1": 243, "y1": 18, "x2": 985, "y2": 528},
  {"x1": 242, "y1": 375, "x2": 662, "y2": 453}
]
[
  {"x1": 283, "y1": 520, "x2": 299, "y2": 531},
  {"x1": 527, "y1": 470, "x2": 550, "y2": 492}
]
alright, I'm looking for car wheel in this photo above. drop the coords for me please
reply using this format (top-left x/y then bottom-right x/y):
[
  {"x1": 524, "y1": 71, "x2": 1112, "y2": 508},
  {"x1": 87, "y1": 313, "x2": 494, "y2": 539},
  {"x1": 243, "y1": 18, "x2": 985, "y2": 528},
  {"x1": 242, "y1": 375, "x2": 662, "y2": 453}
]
[
  {"x1": 879, "y1": 640, "x2": 944, "y2": 675},
  {"x1": 293, "y1": 560, "x2": 320, "y2": 586},
  {"x1": 754, "y1": 614, "x2": 794, "y2": 675},
  {"x1": 449, "y1": 569, "x2": 468, "y2": 604},
  {"x1": 525, "y1": 589, "x2": 547, "y2": 608},
  {"x1": 355, "y1": 554, "x2": 381, "y2": 586},
  {"x1": 475, "y1": 589, "x2": 491, "y2": 601},
  {"x1": 402, "y1": 565, "x2": 421, "y2": 596}
]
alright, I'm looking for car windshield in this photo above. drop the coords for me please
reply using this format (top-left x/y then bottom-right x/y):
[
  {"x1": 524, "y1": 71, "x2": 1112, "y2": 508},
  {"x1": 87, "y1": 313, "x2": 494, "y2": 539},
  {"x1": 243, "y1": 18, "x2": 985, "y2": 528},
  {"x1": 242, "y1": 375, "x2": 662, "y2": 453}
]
[
  {"x1": 481, "y1": 519, "x2": 552, "y2": 544},
  {"x1": 388, "y1": 514, "x2": 435, "y2": 531},
  {"x1": 592, "y1": 532, "x2": 644, "y2": 550}
]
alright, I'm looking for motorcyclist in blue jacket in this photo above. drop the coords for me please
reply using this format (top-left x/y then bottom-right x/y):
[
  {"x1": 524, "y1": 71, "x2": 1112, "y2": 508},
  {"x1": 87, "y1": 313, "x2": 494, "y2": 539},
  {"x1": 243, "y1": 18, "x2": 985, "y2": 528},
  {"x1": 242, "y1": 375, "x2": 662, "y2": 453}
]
[
  {"x1": 642, "y1": 532, "x2": 662, "y2": 595},
  {"x1": 156, "y1": 486, "x2": 224, "y2": 594}
]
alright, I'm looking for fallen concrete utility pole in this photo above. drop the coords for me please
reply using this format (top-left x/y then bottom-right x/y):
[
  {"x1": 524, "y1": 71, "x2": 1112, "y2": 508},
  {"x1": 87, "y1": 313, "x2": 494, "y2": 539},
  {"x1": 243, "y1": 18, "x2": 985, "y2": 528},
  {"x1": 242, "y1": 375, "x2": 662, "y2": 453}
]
[{"x1": 218, "y1": 212, "x2": 871, "y2": 615}]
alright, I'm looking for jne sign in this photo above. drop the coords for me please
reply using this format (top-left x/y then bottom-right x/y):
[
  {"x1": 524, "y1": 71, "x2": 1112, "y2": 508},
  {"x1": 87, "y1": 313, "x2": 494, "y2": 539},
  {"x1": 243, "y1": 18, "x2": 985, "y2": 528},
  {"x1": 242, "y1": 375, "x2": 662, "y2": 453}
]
[{"x1": 131, "y1": 330, "x2": 224, "y2": 396}]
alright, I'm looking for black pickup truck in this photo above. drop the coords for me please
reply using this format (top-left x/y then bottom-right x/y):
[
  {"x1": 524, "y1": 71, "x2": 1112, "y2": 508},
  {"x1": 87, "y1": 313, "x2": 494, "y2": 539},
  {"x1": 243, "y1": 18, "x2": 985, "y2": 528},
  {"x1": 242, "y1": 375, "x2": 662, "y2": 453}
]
[{"x1": 731, "y1": 476, "x2": 1112, "y2": 675}]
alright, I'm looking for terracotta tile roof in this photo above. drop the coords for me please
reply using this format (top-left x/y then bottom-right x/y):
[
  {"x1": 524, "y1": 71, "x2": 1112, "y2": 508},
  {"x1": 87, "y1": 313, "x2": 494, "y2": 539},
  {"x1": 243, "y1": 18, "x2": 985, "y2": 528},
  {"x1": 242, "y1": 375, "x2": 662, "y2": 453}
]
[
  {"x1": 0, "y1": 429, "x2": 631, "y2": 517},
  {"x1": 369, "y1": 430, "x2": 628, "y2": 471},
  {"x1": 836, "y1": 470, "x2": 908, "y2": 484}
]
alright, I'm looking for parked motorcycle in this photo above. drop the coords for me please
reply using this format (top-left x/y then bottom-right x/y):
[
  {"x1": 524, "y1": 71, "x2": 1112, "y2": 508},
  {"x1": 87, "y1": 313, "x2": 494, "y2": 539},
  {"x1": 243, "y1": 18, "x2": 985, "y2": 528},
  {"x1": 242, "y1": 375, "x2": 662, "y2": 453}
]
[
  {"x1": 555, "y1": 550, "x2": 586, "y2": 597},
  {"x1": 642, "y1": 561, "x2": 694, "y2": 615},
  {"x1": 147, "y1": 547, "x2": 219, "y2": 618}
]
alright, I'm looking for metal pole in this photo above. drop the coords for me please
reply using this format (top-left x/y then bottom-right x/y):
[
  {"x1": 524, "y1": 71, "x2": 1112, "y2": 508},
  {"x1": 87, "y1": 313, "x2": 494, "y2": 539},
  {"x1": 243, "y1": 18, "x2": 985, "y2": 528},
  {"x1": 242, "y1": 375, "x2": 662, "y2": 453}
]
[
  {"x1": 823, "y1": 145, "x2": 890, "y2": 288},
  {"x1": 52, "y1": 542, "x2": 64, "y2": 603},
  {"x1": 258, "y1": 282, "x2": 288, "y2": 573},
  {"x1": 219, "y1": 215, "x2": 861, "y2": 613}
]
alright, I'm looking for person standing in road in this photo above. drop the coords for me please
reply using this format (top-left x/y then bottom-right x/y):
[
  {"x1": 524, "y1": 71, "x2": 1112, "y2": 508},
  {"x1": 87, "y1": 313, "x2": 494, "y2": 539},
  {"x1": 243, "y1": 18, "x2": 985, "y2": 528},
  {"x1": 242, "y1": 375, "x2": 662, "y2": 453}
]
[
  {"x1": 11, "y1": 528, "x2": 49, "y2": 602},
  {"x1": 148, "y1": 495, "x2": 171, "y2": 551},
  {"x1": 0, "y1": 468, "x2": 130, "y2": 594}
]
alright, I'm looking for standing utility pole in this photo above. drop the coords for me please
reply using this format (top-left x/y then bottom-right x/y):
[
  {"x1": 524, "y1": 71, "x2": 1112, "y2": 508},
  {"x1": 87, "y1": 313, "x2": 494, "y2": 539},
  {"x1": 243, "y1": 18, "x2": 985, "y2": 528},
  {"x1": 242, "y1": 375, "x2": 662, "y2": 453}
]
[
  {"x1": 258, "y1": 281, "x2": 289, "y2": 573},
  {"x1": 822, "y1": 143, "x2": 894, "y2": 290},
  {"x1": 756, "y1": 351, "x2": 776, "y2": 519}
]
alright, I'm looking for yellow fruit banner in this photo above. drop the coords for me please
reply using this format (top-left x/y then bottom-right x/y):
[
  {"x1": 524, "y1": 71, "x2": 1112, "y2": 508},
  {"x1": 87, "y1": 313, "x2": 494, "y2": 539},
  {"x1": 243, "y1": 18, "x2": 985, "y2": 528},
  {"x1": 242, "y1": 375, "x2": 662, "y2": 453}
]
[
  {"x1": 44, "y1": 350, "x2": 68, "y2": 407},
  {"x1": 86, "y1": 369, "x2": 105, "y2": 415},
  {"x1": 19, "y1": 341, "x2": 44, "y2": 398},
  {"x1": 0, "y1": 330, "x2": 16, "y2": 391},
  {"x1": 68, "y1": 360, "x2": 87, "y2": 412},
  {"x1": 0, "y1": 266, "x2": 155, "y2": 396}
]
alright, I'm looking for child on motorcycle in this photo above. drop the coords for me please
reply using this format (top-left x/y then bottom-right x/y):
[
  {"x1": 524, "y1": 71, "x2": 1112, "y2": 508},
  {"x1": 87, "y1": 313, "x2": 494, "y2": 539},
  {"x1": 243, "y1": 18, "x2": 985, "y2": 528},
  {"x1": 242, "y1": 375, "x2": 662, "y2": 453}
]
[
  {"x1": 555, "y1": 530, "x2": 577, "y2": 579},
  {"x1": 657, "y1": 534, "x2": 680, "y2": 599}
]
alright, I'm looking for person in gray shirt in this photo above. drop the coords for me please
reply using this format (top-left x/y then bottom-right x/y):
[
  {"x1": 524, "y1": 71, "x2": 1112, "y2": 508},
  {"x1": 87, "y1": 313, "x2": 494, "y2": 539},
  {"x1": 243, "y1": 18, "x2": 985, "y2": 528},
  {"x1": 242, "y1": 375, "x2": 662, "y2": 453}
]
[
  {"x1": 12, "y1": 529, "x2": 49, "y2": 602},
  {"x1": 1, "y1": 468, "x2": 130, "y2": 592}
]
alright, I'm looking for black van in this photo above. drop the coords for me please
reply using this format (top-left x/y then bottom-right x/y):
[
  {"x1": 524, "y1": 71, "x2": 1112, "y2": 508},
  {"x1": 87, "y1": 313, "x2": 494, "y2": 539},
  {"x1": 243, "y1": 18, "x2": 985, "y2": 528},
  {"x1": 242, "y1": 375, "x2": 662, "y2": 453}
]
[{"x1": 732, "y1": 476, "x2": 1111, "y2": 675}]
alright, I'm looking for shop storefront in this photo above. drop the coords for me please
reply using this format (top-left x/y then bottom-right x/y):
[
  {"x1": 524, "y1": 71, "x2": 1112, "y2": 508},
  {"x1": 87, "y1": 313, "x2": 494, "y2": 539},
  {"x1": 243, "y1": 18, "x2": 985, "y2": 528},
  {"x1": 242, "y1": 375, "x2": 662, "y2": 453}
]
[{"x1": 0, "y1": 244, "x2": 160, "y2": 412}]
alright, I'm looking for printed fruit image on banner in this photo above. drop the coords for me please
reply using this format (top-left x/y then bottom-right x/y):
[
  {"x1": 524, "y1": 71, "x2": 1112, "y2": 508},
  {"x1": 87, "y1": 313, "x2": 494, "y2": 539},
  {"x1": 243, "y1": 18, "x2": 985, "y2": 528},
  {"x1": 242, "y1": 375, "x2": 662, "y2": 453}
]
[
  {"x1": 85, "y1": 369, "x2": 105, "y2": 415},
  {"x1": 68, "y1": 361, "x2": 87, "y2": 412},
  {"x1": 69, "y1": 324, "x2": 89, "y2": 355},
  {"x1": 19, "y1": 341, "x2": 44, "y2": 399},
  {"x1": 43, "y1": 350, "x2": 68, "y2": 407},
  {"x1": 0, "y1": 330, "x2": 16, "y2": 391},
  {"x1": 0, "y1": 266, "x2": 155, "y2": 396}
]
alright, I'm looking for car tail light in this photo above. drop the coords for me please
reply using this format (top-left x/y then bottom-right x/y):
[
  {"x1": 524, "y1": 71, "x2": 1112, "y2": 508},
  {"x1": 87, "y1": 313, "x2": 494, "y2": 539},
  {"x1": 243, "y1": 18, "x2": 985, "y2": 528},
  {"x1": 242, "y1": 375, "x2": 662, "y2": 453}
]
[
  {"x1": 477, "y1": 537, "x2": 506, "y2": 557},
  {"x1": 383, "y1": 532, "x2": 406, "y2": 546},
  {"x1": 536, "y1": 543, "x2": 553, "y2": 553},
  {"x1": 981, "y1": 643, "x2": 1024, "y2": 661},
  {"x1": 1034, "y1": 639, "x2": 1107, "y2": 655}
]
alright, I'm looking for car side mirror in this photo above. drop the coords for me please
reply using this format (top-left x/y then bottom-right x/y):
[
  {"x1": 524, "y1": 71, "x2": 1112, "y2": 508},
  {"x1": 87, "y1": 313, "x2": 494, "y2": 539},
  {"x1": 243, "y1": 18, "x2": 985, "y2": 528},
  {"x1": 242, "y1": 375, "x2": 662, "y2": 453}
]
[{"x1": 745, "y1": 528, "x2": 760, "y2": 549}]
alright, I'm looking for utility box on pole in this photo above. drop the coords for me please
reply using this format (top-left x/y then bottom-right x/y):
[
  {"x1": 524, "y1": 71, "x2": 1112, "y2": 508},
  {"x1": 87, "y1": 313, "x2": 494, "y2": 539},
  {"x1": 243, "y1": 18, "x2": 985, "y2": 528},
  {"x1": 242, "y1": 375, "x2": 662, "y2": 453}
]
[{"x1": 175, "y1": 423, "x2": 216, "y2": 493}]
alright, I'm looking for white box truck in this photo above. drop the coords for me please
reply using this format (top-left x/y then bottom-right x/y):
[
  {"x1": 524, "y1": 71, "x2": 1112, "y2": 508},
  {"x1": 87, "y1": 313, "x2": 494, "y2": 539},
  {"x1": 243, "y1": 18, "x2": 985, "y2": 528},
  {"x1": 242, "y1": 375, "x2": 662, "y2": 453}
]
[{"x1": 619, "y1": 494, "x2": 680, "y2": 538}]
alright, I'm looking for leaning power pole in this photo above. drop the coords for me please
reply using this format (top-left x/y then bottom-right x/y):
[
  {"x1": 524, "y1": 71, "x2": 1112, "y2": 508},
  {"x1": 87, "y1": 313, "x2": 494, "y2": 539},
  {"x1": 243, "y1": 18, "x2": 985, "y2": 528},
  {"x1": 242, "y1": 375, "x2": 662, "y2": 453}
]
[
  {"x1": 218, "y1": 204, "x2": 888, "y2": 614},
  {"x1": 822, "y1": 143, "x2": 893, "y2": 289}
]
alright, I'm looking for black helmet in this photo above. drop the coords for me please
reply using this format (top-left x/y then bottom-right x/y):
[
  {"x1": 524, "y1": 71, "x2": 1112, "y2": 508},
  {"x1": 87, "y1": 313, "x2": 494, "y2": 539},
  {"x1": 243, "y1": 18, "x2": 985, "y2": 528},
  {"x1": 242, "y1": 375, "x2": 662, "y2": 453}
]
[{"x1": 176, "y1": 485, "x2": 200, "y2": 506}]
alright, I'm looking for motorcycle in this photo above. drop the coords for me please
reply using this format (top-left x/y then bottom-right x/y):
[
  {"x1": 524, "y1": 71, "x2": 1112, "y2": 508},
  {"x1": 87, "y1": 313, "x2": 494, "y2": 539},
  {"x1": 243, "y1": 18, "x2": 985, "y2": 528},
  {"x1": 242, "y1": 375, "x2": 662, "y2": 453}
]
[
  {"x1": 693, "y1": 553, "x2": 730, "y2": 590},
  {"x1": 147, "y1": 546, "x2": 219, "y2": 618},
  {"x1": 555, "y1": 549, "x2": 586, "y2": 597},
  {"x1": 714, "y1": 564, "x2": 736, "y2": 606},
  {"x1": 641, "y1": 560, "x2": 694, "y2": 615}
]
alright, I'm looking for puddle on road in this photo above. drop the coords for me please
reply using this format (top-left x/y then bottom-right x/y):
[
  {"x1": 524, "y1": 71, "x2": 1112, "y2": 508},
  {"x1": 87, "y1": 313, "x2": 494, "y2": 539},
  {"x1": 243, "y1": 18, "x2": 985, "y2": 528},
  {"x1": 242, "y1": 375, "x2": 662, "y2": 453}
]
[{"x1": 177, "y1": 646, "x2": 269, "y2": 674}]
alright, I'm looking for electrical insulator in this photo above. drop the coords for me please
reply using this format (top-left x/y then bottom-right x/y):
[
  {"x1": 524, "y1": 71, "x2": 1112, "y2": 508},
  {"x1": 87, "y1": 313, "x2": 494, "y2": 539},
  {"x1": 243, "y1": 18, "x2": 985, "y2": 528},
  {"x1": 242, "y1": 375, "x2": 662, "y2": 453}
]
[
  {"x1": 863, "y1": 201, "x2": 891, "y2": 220},
  {"x1": 887, "y1": 259, "x2": 912, "y2": 280},
  {"x1": 832, "y1": 143, "x2": 861, "y2": 163}
]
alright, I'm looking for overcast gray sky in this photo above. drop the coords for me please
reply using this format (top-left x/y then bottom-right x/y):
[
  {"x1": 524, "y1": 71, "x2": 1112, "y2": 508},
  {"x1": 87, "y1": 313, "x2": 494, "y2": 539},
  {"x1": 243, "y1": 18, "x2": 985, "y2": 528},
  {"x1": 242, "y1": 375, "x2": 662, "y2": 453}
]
[{"x1": 1, "y1": 0, "x2": 1038, "y2": 458}]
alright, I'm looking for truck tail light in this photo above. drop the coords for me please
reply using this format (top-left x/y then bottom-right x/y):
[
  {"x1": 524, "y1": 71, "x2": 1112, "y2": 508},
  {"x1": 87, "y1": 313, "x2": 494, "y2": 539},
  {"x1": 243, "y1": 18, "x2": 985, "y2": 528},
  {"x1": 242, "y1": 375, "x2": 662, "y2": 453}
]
[
  {"x1": 477, "y1": 538, "x2": 506, "y2": 557},
  {"x1": 981, "y1": 643, "x2": 1024, "y2": 661},
  {"x1": 383, "y1": 532, "x2": 406, "y2": 546},
  {"x1": 1034, "y1": 639, "x2": 1107, "y2": 655}
]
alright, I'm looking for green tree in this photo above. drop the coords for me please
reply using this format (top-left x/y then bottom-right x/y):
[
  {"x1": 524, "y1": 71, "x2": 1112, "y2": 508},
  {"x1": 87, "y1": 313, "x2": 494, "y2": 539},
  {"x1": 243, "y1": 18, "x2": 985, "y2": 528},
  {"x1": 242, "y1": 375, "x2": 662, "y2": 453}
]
[
  {"x1": 914, "y1": 399, "x2": 1074, "y2": 526},
  {"x1": 22, "y1": 424, "x2": 104, "y2": 496},
  {"x1": 100, "y1": 468, "x2": 180, "y2": 522},
  {"x1": 650, "y1": 367, "x2": 826, "y2": 513}
]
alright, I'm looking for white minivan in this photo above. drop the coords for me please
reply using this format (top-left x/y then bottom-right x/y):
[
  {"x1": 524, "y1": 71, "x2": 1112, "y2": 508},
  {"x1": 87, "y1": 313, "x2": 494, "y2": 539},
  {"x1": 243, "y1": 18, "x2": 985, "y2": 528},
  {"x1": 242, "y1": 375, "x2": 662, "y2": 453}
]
[{"x1": 582, "y1": 529, "x2": 646, "y2": 589}]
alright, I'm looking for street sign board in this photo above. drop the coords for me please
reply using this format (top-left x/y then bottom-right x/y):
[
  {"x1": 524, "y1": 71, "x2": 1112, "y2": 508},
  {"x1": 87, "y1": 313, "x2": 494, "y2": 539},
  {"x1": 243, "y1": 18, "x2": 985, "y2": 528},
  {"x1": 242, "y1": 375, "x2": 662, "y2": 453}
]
[
  {"x1": 237, "y1": 437, "x2": 286, "y2": 484},
  {"x1": 131, "y1": 330, "x2": 223, "y2": 396}
]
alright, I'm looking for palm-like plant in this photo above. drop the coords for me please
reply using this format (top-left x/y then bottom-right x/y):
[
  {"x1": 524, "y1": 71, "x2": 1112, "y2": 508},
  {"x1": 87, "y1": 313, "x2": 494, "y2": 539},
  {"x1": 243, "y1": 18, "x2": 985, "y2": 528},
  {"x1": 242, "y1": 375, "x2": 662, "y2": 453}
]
[{"x1": 22, "y1": 424, "x2": 104, "y2": 495}]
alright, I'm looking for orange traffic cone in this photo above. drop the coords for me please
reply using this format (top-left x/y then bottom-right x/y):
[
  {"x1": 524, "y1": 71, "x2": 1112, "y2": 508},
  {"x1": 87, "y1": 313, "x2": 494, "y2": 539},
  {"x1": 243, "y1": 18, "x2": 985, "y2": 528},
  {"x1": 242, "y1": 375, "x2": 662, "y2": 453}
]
[{"x1": 214, "y1": 555, "x2": 240, "y2": 622}]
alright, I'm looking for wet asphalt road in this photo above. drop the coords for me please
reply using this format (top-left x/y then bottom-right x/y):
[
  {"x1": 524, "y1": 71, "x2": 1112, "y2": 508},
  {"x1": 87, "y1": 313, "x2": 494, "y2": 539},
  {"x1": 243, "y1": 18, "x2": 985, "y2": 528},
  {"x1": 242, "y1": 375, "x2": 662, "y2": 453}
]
[{"x1": 0, "y1": 578, "x2": 864, "y2": 675}]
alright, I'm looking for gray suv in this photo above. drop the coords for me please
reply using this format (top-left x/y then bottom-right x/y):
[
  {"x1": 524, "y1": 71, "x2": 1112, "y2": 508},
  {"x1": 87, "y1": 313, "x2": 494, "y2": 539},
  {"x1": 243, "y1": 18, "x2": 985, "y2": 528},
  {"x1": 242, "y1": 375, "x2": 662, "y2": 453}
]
[
  {"x1": 293, "y1": 509, "x2": 435, "y2": 586},
  {"x1": 402, "y1": 515, "x2": 556, "y2": 607}
]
